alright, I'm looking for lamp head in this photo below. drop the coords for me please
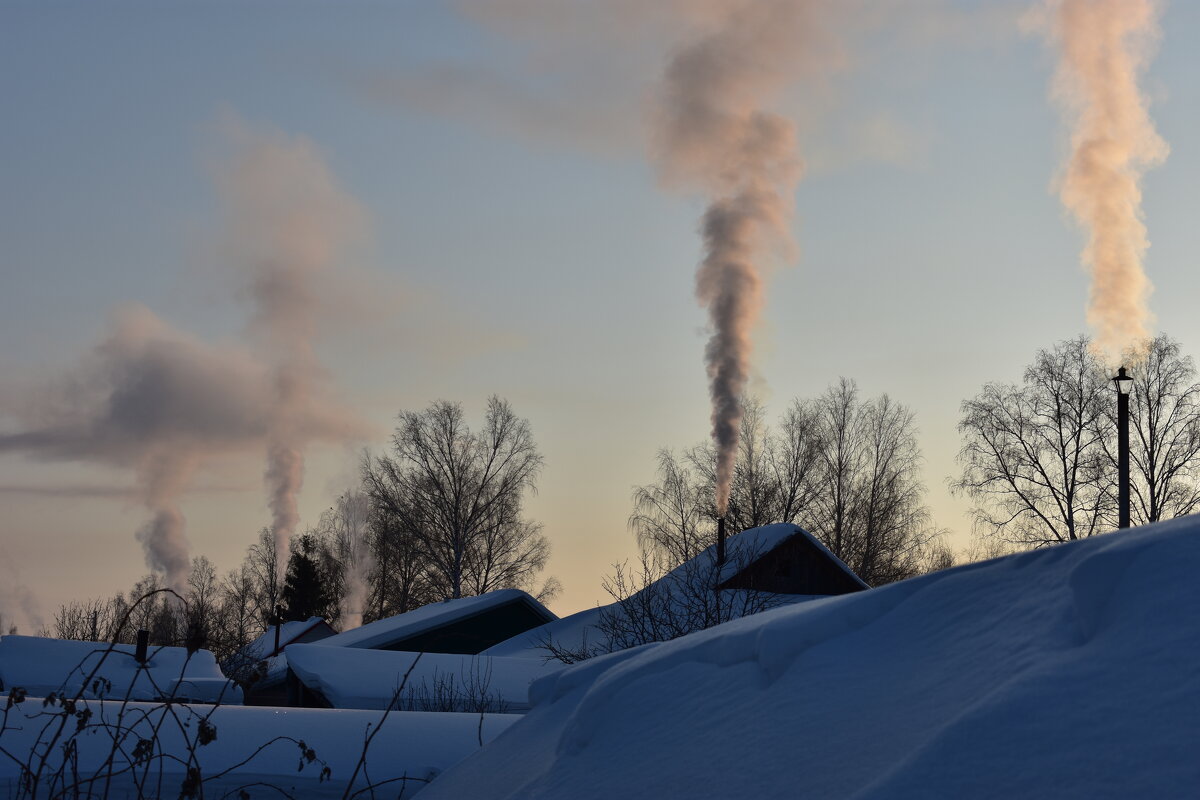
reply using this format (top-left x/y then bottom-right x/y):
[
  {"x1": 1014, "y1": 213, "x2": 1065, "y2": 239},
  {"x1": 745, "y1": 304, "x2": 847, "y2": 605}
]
[{"x1": 1113, "y1": 366, "x2": 1133, "y2": 396}]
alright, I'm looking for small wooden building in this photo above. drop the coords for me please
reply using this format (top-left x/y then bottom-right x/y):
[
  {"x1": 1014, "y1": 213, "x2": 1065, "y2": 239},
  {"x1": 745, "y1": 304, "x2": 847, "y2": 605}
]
[
  {"x1": 715, "y1": 525, "x2": 869, "y2": 596},
  {"x1": 313, "y1": 590, "x2": 556, "y2": 655}
]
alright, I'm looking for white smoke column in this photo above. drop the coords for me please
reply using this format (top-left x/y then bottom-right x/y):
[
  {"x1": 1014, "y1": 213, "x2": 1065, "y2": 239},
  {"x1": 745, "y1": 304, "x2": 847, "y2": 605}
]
[
  {"x1": 135, "y1": 449, "x2": 197, "y2": 589},
  {"x1": 335, "y1": 491, "x2": 374, "y2": 629},
  {"x1": 653, "y1": 1, "x2": 828, "y2": 515},
  {"x1": 218, "y1": 122, "x2": 366, "y2": 573},
  {"x1": 0, "y1": 552, "x2": 45, "y2": 635},
  {"x1": 0, "y1": 305, "x2": 278, "y2": 590},
  {"x1": 1038, "y1": 0, "x2": 1168, "y2": 358}
]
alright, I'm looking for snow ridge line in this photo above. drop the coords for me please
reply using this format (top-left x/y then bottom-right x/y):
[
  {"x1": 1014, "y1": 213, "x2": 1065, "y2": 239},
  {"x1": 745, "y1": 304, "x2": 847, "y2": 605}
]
[{"x1": 548, "y1": 575, "x2": 943, "y2": 757}]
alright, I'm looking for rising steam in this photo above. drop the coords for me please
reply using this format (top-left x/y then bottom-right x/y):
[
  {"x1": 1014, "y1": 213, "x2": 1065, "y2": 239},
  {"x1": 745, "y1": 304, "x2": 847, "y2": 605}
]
[
  {"x1": 0, "y1": 307, "x2": 275, "y2": 587},
  {"x1": 0, "y1": 120, "x2": 367, "y2": 588},
  {"x1": 332, "y1": 491, "x2": 374, "y2": 630},
  {"x1": 652, "y1": 1, "x2": 825, "y2": 515},
  {"x1": 217, "y1": 122, "x2": 367, "y2": 572},
  {"x1": 1037, "y1": 0, "x2": 1168, "y2": 357}
]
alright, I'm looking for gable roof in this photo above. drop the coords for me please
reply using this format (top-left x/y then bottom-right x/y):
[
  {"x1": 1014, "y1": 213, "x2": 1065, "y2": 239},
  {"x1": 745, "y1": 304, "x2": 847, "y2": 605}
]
[
  {"x1": 241, "y1": 617, "x2": 336, "y2": 660},
  {"x1": 712, "y1": 523, "x2": 870, "y2": 593},
  {"x1": 484, "y1": 524, "x2": 866, "y2": 659},
  {"x1": 313, "y1": 589, "x2": 557, "y2": 653}
]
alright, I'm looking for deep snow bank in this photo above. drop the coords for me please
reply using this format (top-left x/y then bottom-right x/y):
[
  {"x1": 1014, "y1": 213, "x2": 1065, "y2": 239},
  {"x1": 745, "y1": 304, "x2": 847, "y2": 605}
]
[
  {"x1": 421, "y1": 519, "x2": 1200, "y2": 799},
  {"x1": 285, "y1": 646, "x2": 563, "y2": 712},
  {"x1": 0, "y1": 700, "x2": 518, "y2": 799}
]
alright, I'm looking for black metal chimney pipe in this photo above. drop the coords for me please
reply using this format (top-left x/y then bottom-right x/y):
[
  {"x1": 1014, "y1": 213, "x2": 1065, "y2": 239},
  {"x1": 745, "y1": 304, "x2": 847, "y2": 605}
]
[
  {"x1": 717, "y1": 516, "x2": 726, "y2": 565},
  {"x1": 273, "y1": 604, "x2": 284, "y2": 656},
  {"x1": 134, "y1": 629, "x2": 149, "y2": 664}
]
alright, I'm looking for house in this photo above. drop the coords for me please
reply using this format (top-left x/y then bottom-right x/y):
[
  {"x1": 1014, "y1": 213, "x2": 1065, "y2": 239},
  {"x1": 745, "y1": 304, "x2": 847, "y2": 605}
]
[
  {"x1": 485, "y1": 523, "x2": 868, "y2": 660},
  {"x1": 308, "y1": 589, "x2": 556, "y2": 655},
  {"x1": 244, "y1": 591, "x2": 555, "y2": 708},
  {"x1": 714, "y1": 523, "x2": 870, "y2": 595},
  {"x1": 234, "y1": 617, "x2": 338, "y2": 707}
]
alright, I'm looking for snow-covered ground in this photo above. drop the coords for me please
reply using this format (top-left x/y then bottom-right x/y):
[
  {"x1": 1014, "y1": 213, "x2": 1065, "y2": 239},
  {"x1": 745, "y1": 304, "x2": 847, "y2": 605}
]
[
  {"x1": 421, "y1": 517, "x2": 1200, "y2": 799},
  {"x1": 0, "y1": 700, "x2": 518, "y2": 798},
  {"x1": 285, "y1": 646, "x2": 563, "y2": 712}
]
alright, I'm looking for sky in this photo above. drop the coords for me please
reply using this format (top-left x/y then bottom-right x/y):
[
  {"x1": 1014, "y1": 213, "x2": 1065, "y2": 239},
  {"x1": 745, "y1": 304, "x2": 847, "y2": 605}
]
[{"x1": 3, "y1": 0, "x2": 1200, "y2": 629}]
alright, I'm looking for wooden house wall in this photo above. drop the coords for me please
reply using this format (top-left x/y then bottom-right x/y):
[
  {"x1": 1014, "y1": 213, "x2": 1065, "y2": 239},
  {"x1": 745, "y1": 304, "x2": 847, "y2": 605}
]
[{"x1": 717, "y1": 535, "x2": 867, "y2": 596}]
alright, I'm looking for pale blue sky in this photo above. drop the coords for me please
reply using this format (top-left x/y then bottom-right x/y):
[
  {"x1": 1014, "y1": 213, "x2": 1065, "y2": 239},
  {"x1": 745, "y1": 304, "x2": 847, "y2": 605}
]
[{"x1": 3, "y1": 1, "x2": 1200, "y2": 626}]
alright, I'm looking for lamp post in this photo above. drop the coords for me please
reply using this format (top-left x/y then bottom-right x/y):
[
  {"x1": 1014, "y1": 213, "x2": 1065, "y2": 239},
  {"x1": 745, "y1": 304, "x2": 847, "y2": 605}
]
[{"x1": 1113, "y1": 367, "x2": 1133, "y2": 529}]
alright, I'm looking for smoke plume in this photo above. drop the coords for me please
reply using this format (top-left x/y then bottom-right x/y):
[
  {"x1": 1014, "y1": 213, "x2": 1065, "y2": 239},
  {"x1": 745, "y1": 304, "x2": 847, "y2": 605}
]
[
  {"x1": 0, "y1": 307, "x2": 274, "y2": 587},
  {"x1": 652, "y1": 1, "x2": 830, "y2": 515},
  {"x1": 0, "y1": 553, "x2": 44, "y2": 635},
  {"x1": 217, "y1": 122, "x2": 367, "y2": 572},
  {"x1": 1038, "y1": 0, "x2": 1168, "y2": 358},
  {"x1": 332, "y1": 491, "x2": 374, "y2": 630},
  {"x1": 0, "y1": 121, "x2": 368, "y2": 587}
]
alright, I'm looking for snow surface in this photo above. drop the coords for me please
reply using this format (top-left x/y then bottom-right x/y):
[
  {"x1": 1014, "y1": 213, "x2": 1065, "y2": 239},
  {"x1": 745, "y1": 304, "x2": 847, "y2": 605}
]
[
  {"x1": 313, "y1": 589, "x2": 555, "y2": 650},
  {"x1": 421, "y1": 518, "x2": 1200, "y2": 799},
  {"x1": 481, "y1": 606, "x2": 606, "y2": 660},
  {"x1": 0, "y1": 698, "x2": 517, "y2": 799},
  {"x1": 483, "y1": 525, "x2": 836, "y2": 660},
  {"x1": 0, "y1": 636, "x2": 242, "y2": 705},
  {"x1": 285, "y1": 646, "x2": 563, "y2": 712}
]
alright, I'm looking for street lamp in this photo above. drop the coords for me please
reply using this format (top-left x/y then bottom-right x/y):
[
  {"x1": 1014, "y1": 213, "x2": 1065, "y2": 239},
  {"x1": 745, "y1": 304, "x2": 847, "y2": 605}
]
[{"x1": 1113, "y1": 366, "x2": 1133, "y2": 529}]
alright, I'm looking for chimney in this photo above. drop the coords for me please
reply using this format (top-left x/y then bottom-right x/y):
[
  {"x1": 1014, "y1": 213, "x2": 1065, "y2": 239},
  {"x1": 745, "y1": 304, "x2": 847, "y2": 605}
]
[
  {"x1": 717, "y1": 516, "x2": 727, "y2": 566},
  {"x1": 273, "y1": 604, "x2": 284, "y2": 656},
  {"x1": 134, "y1": 629, "x2": 149, "y2": 665}
]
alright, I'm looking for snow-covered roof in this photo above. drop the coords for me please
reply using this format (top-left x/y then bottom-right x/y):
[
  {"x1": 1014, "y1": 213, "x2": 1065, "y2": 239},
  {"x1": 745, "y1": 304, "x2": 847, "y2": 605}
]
[
  {"x1": 482, "y1": 605, "x2": 606, "y2": 660},
  {"x1": 421, "y1": 515, "x2": 1200, "y2": 799},
  {"x1": 694, "y1": 522, "x2": 868, "y2": 590},
  {"x1": 314, "y1": 589, "x2": 556, "y2": 651},
  {"x1": 239, "y1": 616, "x2": 333, "y2": 661},
  {"x1": 285, "y1": 645, "x2": 563, "y2": 712},
  {"x1": 484, "y1": 524, "x2": 858, "y2": 660},
  {"x1": 0, "y1": 636, "x2": 241, "y2": 704}
]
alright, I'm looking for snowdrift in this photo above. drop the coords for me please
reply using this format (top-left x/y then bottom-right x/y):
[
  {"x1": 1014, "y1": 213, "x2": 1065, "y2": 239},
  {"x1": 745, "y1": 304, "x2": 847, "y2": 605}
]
[
  {"x1": 0, "y1": 700, "x2": 517, "y2": 799},
  {"x1": 285, "y1": 646, "x2": 563, "y2": 712},
  {"x1": 421, "y1": 518, "x2": 1200, "y2": 799}
]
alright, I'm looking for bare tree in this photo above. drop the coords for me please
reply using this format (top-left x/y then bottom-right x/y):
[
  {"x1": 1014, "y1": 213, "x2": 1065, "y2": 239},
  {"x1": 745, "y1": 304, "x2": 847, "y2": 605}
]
[
  {"x1": 956, "y1": 334, "x2": 1200, "y2": 547},
  {"x1": 955, "y1": 336, "x2": 1113, "y2": 547},
  {"x1": 243, "y1": 528, "x2": 281, "y2": 626},
  {"x1": 366, "y1": 502, "x2": 434, "y2": 620},
  {"x1": 183, "y1": 556, "x2": 219, "y2": 650},
  {"x1": 215, "y1": 564, "x2": 261, "y2": 663},
  {"x1": 631, "y1": 387, "x2": 938, "y2": 587},
  {"x1": 597, "y1": 546, "x2": 788, "y2": 653},
  {"x1": 684, "y1": 397, "x2": 826, "y2": 536},
  {"x1": 854, "y1": 393, "x2": 932, "y2": 583},
  {"x1": 632, "y1": 398, "x2": 824, "y2": 566},
  {"x1": 629, "y1": 449, "x2": 707, "y2": 566},
  {"x1": 363, "y1": 396, "x2": 552, "y2": 600}
]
